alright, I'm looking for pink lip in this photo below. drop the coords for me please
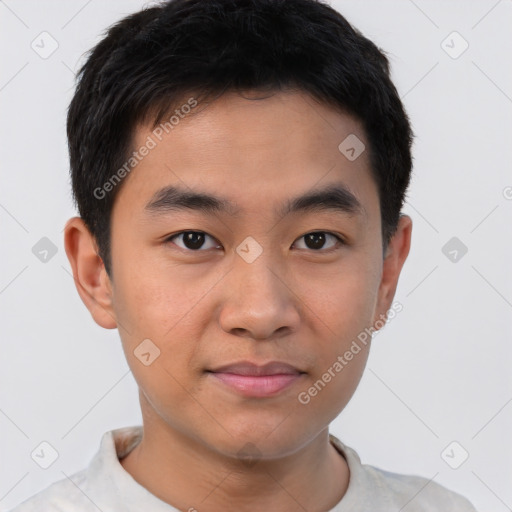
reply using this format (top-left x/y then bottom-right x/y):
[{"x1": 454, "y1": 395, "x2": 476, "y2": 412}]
[
  {"x1": 209, "y1": 372, "x2": 303, "y2": 397},
  {"x1": 207, "y1": 361, "x2": 305, "y2": 398}
]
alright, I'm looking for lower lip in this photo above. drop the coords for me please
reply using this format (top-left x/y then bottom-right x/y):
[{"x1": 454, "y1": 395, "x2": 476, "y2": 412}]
[{"x1": 208, "y1": 372, "x2": 303, "y2": 397}]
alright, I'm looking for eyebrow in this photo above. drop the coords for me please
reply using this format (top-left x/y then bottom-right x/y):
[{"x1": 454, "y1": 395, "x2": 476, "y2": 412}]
[{"x1": 144, "y1": 183, "x2": 365, "y2": 219}]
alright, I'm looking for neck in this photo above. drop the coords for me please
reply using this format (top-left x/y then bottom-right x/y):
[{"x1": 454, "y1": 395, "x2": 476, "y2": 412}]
[{"x1": 120, "y1": 404, "x2": 349, "y2": 511}]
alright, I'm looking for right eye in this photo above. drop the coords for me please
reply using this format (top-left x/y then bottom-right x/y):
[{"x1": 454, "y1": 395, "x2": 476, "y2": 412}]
[{"x1": 164, "y1": 231, "x2": 222, "y2": 251}]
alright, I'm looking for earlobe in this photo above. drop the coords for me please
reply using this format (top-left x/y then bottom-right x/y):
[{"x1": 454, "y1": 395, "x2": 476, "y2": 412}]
[
  {"x1": 373, "y1": 214, "x2": 412, "y2": 327},
  {"x1": 63, "y1": 217, "x2": 117, "y2": 329}
]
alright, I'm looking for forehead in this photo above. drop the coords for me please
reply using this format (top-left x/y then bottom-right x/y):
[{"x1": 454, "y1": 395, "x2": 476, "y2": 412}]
[{"x1": 115, "y1": 90, "x2": 379, "y2": 223}]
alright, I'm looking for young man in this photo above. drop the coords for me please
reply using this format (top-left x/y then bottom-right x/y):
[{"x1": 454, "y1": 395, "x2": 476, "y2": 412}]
[{"x1": 11, "y1": 0, "x2": 477, "y2": 510}]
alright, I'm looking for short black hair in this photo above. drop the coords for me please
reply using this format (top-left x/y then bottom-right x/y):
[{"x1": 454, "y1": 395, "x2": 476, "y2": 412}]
[{"x1": 67, "y1": 0, "x2": 413, "y2": 276}]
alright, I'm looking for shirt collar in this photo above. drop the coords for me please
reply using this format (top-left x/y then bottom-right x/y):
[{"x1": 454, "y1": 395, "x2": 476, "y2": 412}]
[
  {"x1": 84, "y1": 425, "x2": 365, "y2": 511},
  {"x1": 85, "y1": 425, "x2": 179, "y2": 511}
]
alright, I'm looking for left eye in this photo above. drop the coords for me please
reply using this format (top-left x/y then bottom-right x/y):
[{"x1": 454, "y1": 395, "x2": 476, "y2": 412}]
[
  {"x1": 165, "y1": 230, "x2": 343, "y2": 252},
  {"x1": 293, "y1": 231, "x2": 344, "y2": 251}
]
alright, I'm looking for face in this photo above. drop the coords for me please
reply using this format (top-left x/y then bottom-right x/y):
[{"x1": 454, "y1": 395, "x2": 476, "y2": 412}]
[{"x1": 66, "y1": 90, "x2": 411, "y2": 460}]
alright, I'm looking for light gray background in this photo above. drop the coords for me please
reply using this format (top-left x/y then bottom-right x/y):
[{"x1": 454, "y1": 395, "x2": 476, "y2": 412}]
[{"x1": 1, "y1": 0, "x2": 511, "y2": 510}]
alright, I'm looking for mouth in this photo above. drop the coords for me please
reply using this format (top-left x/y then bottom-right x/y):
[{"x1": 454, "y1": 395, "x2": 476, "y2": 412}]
[{"x1": 206, "y1": 361, "x2": 306, "y2": 398}]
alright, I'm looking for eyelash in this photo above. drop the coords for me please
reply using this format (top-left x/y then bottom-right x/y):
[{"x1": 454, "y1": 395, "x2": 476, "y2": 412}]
[{"x1": 164, "y1": 230, "x2": 346, "y2": 253}]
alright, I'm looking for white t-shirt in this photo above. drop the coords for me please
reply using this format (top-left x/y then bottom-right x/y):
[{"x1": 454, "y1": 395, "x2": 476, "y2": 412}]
[{"x1": 9, "y1": 425, "x2": 477, "y2": 511}]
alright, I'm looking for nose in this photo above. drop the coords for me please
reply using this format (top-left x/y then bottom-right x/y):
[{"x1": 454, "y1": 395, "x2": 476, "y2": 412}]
[{"x1": 218, "y1": 251, "x2": 301, "y2": 341}]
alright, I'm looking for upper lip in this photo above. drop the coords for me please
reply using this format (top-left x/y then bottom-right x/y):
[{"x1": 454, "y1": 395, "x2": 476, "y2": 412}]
[{"x1": 208, "y1": 361, "x2": 304, "y2": 376}]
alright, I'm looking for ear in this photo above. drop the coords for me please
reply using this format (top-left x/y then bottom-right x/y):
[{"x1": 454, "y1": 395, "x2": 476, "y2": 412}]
[
  {"x1": 63, "y1": 217, "x2": 117, "y2": 329},
  {"x1": 373, "y1": 214, "x2": 412, "y2": 327}
]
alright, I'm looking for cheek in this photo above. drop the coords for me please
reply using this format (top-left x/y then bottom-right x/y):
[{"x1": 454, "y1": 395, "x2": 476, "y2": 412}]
[
  {"x1": 296, "y1": 254, "x2": 379, "y2": 398},
  {"x1": 111, "y1": 254, "x2": 201, "y2": 337},
  {"x1": 111, "y1": 266, "x2": 207, "y2": 422},
  {"x1": 296, "y1": 275, "x2": 375, "y2": 418},
  {"x1": 302, "y1": 254, "x2": 380, "y2": 336},
  {"x1": 111, "y1": 255, "x2": 215, "y2": 383}
]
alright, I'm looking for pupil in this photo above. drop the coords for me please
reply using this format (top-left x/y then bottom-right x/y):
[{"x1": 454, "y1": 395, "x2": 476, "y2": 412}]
[
  {"x1": 184, "y1": 232, "x2": 204, "y2": 250},
  {"x1": 305, "y1": 232, "x2": 325, "y2": 249}
]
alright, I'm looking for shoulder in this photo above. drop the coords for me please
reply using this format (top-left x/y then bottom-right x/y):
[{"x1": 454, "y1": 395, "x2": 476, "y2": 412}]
[
  {"x1": 8, "y1": 469, "x2": 92, "y2": 512},
  {"x1": 9, "y1": 426, "x2": 144, "y2": 512},
  {"x1": 329, "y1": 435, "x2": 477, "y2": 511},
  {"x1": 366, "y1": 465, "x2": 478, "y2": 511}
]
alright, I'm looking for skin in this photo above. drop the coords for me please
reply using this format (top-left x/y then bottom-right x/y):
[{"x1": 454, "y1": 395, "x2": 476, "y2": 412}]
[{"x1": 64, "y1": 90, "x2": 412, "y2": 512}]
